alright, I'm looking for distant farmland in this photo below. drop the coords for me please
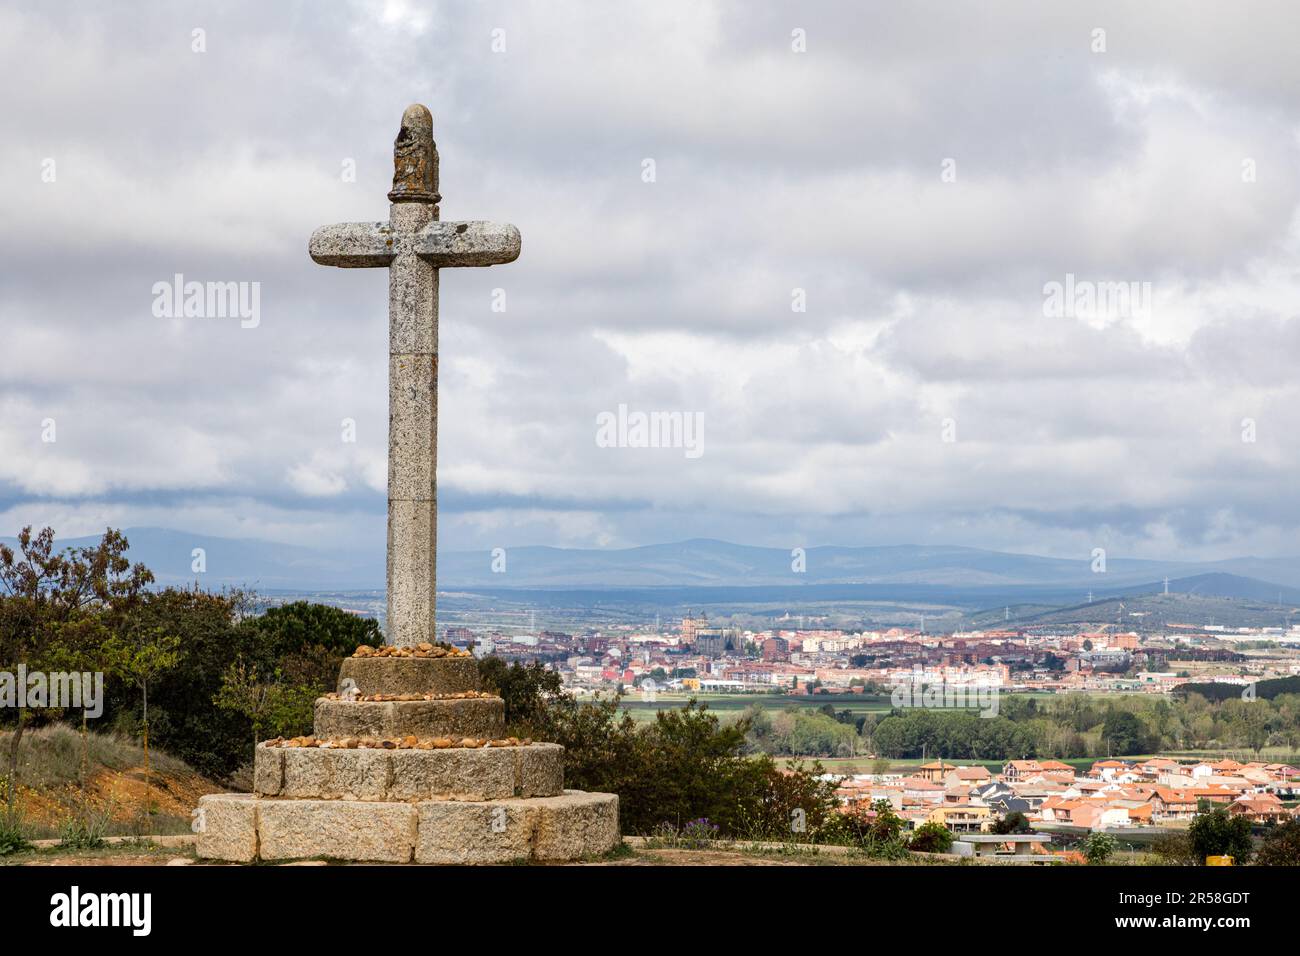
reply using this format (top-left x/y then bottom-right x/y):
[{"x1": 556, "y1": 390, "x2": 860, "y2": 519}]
[{"x1": 616, "y1": 691, "x2": 896, "y2": 723}]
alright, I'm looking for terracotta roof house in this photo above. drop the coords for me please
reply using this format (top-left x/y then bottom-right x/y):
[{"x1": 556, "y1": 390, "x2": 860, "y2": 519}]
[
  {"x1": 927, "y1": 804, "x2": 993, "y2": 833},
  {"x1": 1125, "y1": 803, "x2": 1155, "y2": 824},
  {"x1": 1228, "y1": 794, "x2": 1290, "y2": 824},
  {"x1": 945, "y1": 767, "x2": 994, "y2": 789},
  {"x1": 1147, "y1": 789, "x2": 1197, "y2": 821},
  {"x1": 1002, "y1": 760, "x2": 1043, "y2": 781},
  {"x1": 1037, "y1": 760, "x2": 1076, "y2": 775},
  {"x1": 915, "y1": 761, "x2": 959, "y2": 782},
  {"x1": 1190, "y1": 786, "x2": 1243, "y2": 804},
  {"x1": 1090, "y1": 760, "x2": 1132, "y2": 777},
  {"x1": 900, "y1": 777, "x2": 948, "y2": 803}
]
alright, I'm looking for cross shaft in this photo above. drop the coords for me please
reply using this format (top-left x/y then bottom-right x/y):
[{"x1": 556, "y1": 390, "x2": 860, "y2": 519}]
[{"x1": 308, "y1": 104, "x2": 521, "y2": 646}]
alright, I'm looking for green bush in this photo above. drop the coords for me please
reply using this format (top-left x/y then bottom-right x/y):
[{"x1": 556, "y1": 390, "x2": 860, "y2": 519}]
[
  {"x1": 116, "y1": 593, "x2": 374, "y2": 779},
  {"x1": 479, "y1": 658, "x2": 563, "y2": 731},
  {"x1": 1188, "y1": 804, "x2": 1254, "y2": 865},
  {"x1": 1255, "y1": 819, "x2": 1300, "y2": 866},
  {"x1": 992, "y1": 811, "x2": 1031, "y2": 834},
  {"x1": 1150, "y1": 830, "x2": 1197, "y2": 866},
  {"x1": 1081, "y1": 831, "x2": 1117, "y2": 865},
  {"x1": 58, "y1": 806, "x2": 110, "y2": 849},
  {"x1": 512, "y1": 690, "x2": 838, "y2": 839},
  {"x1": 908, "y1": 821, "x2": 954, "y2": 853},
  {"x1": 0, "y1": 814, "x2": 29, "y2": 856},
  {"x1": 815, "y1": 800, "x2": 911, "y2": 857}
]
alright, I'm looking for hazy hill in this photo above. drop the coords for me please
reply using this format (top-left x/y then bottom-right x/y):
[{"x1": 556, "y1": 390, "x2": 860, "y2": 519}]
[
  {"x1": 966, "y1": 574, "x2": 1300, "y2": 629},
  {"x1": 0, "y1": 527, "x2": 385, "y2": 590},
  {"x1": 7, "y1": 529, "x2": 1300, "y2": 596}
]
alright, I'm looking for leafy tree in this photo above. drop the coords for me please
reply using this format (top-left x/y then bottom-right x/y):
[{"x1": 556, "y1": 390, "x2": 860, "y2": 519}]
[
  {"x1": 115, "y1": 591, "x2": 369, "y2": 779},
  {"x1": 1255, "y1": 819, "x2": 1300, "y2": 866},
  {"x1": 870, "y1": 709, "x2": 1038, "y2": 760},
  {"x1": 862, "y1": 799, "x2": 905, "y2": 843},
  {"x1": 101, "y1": 626, "x2": 181, "y2": 821},
  {"x1": 1188, "y1": 804, "x2": 1254, "y2": 865},
  {"x1": 212, "y1": 656, "x2": 319, "y2": 753},
  {"x1": 992, "y1": 811, "x2": 1031, "y2": 834},
  {"x1": 1039, "y1": 652, "x2": 1065, "y2": 671},
  {"x1": 478, "y1": 658, "x2": 563, "y2": 731},
  {"x1": 109, "y1": 587, "x2": 253, "y2": 779},
  {"x1": 239, "y1": 601, "x2": 379, "y2": 691},
  {"x1": 746, "y1": 707, "x2": 862, "y2": 757},
  {"x1": 1081, "y1": 831, "x2": 1117, "y2": 865},
  {"x1": 1101, "y1": 709, "x2": 1151, "y2": 756},
  {"x1": 0, "y1": 527, "x2": 152, "y2": 819},
  {"x1": 214, "y1": 657, "x2": 277, "y2": 753}
]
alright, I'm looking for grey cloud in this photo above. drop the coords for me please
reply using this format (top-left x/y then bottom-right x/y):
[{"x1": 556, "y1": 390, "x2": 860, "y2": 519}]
[{"x1": 3, "y1": 0, "x2": 1300, "y2": 563}]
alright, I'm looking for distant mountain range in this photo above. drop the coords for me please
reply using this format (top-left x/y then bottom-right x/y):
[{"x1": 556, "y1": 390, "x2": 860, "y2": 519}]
[{"x1": 6, "y1": 529, "x2": 1300, "y2": 602}]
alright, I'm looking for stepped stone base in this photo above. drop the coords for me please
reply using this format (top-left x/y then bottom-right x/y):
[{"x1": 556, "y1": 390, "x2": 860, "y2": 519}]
[
  {"x1": 194, "y1": 643, "x2": 619, "y2": 864},
  {"x1": 254, "y1": 741, "x2": 564, "y2": 802},
  {"x1": 196, "y1": 790, "x2": 620, "y2": 864},
  {"x1": 338, "y1": 656, "x2": 478, "y2": 697},
  {"x1": 314, "y1": 696, "x2": 505, "y2": 739}
]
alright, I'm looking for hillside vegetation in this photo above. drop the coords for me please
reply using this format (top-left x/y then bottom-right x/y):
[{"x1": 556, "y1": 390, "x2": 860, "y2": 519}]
[{"x1": 1, "y1": 724, "x2": 219, "y2": 841}]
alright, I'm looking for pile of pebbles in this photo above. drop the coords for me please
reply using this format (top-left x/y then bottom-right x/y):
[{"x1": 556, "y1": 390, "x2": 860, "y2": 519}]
[
  {"x1": 264, "y1": 735, "x2": 532, "y2": 750},
  {"x1": 351, "y1": 642, "x2": 472, "y2": 659}
]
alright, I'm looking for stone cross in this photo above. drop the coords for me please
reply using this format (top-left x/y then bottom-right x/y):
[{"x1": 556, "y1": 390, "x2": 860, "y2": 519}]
[{"x1": 309, "y1": 105, "x2": 521, "y2": 646}]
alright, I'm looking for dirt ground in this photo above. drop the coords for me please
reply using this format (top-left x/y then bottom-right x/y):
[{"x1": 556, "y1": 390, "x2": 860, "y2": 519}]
[
  {"x1": 18, "y1": 769, "x2": 218, "y2": 828},
  {"x1": 4, "y1": 842, "x2": 947, "y2": 867}
]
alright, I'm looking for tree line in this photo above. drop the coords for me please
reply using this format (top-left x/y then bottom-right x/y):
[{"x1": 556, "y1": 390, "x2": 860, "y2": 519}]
[{"x1": 1, "y1": 527, "x2": 378, "y2": 822}]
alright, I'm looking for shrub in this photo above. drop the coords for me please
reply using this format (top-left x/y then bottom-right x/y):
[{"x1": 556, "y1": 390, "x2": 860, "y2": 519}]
[
  {"x1": 58, "y1": 803, "x2": 111, "y2": 849},
  {"x1": 117, "y1": 592, "x2": 371, "y2": 779},
  {"x1": 908, "y1": 821, "x2": 954, "y2": 853},
  {"x1": 679, "y1": 818, "x2": 721, "y2": 848},
  {"x1": 478, "y1": 658, "x2": 563, "y2": 731},
  {"x1": 521, "y1": 691, "x2": 838, "y2": 838},
  {"x1": 0, "y1": 814, "x2": 29, "y2": 856},
  {"x1": 1254, "y1": 819, "x2": 1300, "y2": 866},
  {"x1": 1081, "y1": 832, "x2": 1117, "y2": 865},
  {"x1": 817, "y1": 800, "x2": 911, "y2": 857},
  {"x1": 1150, "y1": 830, "x2": 1197, "y2": 866},
  {"x1": 992, "y1": 811, "x2": 1031, "y2": 834},
  {"x1": 643, "y1": 821, "x2": 681, "y2": 848}
]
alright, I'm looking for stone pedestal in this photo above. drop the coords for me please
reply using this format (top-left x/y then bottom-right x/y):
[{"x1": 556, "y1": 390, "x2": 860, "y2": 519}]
[{"x1": 195, "y1": 652, "x2": 620, "y2": 864}]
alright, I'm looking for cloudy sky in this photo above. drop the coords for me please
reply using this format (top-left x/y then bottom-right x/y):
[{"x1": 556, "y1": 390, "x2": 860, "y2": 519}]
[{"x1": 3, "y1": 0, "x2": 1300, "y2": 564}]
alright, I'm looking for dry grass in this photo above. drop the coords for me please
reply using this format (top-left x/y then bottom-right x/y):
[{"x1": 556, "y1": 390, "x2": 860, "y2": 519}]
[{"x1": 1, "y1": 725, "x2": 223, "y2": 840}]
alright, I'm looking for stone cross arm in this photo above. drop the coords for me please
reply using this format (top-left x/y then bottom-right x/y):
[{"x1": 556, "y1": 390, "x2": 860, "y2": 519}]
[{"x1": 309, "y1": 220, "x2": 521, "y2": 269}]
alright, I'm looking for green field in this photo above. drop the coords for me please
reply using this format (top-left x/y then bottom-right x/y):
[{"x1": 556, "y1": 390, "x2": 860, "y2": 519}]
[
  {"x1": 614, "y1": 689, "x2": 1144, "y2": 725},
  {"x1": 615, "y1": 692, "x2": 1300, "y2": 768},
  {"x1": 617, "y1": 692, "x2": 895, "y2": 724}
]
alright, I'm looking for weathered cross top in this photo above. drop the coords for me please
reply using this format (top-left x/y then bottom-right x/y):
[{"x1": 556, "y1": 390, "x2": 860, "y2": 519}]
[{"x1": 309, "y1": 104, "x2": 521, "y2": 646}]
